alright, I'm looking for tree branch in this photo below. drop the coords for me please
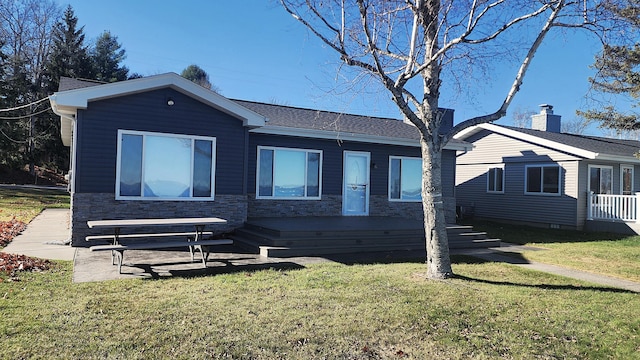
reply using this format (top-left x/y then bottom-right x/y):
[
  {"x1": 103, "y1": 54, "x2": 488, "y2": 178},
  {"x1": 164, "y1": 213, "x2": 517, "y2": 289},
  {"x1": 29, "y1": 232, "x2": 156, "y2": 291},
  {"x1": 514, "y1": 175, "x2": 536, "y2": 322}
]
[{"x1": 442, "y1": 0, "x2": 566, "y2": 145}]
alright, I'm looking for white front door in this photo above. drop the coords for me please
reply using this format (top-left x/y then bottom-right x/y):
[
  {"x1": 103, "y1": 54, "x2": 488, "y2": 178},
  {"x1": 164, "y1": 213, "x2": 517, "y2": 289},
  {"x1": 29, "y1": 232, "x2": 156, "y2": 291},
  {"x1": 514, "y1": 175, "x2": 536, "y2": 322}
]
[{"x1": 342, "y1": 151, "x2": 370, "y2": 216}]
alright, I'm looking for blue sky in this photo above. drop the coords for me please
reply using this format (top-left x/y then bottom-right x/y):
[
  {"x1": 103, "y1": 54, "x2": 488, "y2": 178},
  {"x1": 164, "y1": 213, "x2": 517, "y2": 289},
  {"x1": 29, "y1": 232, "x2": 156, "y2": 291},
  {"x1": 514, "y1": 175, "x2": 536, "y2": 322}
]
[{"x1": 60, "y1": 1, "x2": 607, "y2": 133}]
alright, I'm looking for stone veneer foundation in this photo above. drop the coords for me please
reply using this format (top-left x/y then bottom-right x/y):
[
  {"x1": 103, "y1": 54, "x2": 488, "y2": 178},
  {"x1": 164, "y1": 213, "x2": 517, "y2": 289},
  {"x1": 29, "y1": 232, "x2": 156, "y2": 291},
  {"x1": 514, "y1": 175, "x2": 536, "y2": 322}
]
[
  {"x1": 72, "y1": 193, "x2": 456, "y2": 246},
  {"x1": 248, "y1": 194, "x2": 456, "y2": 223},
  {"x1": 71, "y1": 193, "x2": 246, "y2": 246}
]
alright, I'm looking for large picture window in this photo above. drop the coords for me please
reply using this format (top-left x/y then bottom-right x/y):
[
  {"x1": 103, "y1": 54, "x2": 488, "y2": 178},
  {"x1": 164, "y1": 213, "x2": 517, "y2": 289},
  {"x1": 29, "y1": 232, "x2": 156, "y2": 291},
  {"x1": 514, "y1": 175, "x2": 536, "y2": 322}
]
[
  {"x1": 256, "y1": 146, "x2": 322, "y2": 199},
  {"x1": 389, "y1": 156, "x2": 421, "y2": 201},
  {"x1": 116, "y1": 130, "x2": 216, "y2": 200},
  {"x1": 525, "y1": 164, "x2": 561, "y2": 195},
  {"x1": 487, "y1": 166, "x2": 504, "y2": 193}
]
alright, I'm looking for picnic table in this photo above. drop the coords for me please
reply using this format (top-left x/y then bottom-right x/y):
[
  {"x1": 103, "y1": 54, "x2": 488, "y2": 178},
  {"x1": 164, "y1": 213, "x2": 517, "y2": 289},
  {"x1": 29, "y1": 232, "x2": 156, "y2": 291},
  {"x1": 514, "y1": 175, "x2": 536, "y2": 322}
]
[{"x1": 86, "y1": 217, "x2": 232, "y2": 273}]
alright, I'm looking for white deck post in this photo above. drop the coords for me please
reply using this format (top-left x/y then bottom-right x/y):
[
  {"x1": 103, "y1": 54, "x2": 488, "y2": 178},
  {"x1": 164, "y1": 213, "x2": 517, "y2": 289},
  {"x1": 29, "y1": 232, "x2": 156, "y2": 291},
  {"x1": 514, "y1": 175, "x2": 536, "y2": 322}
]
[
  {"x1": 635, "y1": 192, "x2": 640, "y2": 224},
  {"x1": 587, "y1": 191, "x2": 594, "y2": 221}
]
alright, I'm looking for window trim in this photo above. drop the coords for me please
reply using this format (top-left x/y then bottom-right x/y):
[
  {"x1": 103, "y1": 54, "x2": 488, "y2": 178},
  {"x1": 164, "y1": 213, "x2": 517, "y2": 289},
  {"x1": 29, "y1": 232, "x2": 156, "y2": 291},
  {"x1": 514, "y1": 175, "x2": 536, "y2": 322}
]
[
  {"x1": 524, "y1": 164, "x2": 562, "y2": 196},
  {"x1": 255, "y1": 145, "x2": 323, "y2": 200},
  {"x1": 486, "y1": 165, "x2": 505, "y2": 194},
  {"x1": 388, "y1": 155, "x2": 422, "y2": 202},
  {"x1": 621, "y1": 164, "x2": 634, "y2": 195},
  {"x1": 115, "y1": 129, "x2": 216, "y2": 201},
  {"x1": 588, "y1": 164, "x2": 614, "y2": 195}
]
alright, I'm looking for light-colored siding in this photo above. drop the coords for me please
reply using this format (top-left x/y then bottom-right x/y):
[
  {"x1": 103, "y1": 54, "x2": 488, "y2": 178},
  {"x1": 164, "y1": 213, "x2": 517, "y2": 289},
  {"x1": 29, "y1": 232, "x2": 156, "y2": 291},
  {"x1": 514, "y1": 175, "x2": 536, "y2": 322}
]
[
  {"x1": 456, "y1": 130, "x2": 582, "y2": 228},
  {"x1": 458, "y1": 131, "x2": 580, "y2": 165}
]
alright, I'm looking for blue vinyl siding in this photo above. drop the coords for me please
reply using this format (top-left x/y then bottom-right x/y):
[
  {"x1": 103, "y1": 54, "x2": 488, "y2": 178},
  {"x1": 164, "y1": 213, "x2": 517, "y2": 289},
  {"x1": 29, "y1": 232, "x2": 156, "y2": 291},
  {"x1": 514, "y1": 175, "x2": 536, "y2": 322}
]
[
  {"x1": 248, "y1": 133, "x2": 456, "y2": 198},
  {"x1": 74, "y1": 88, "x2": 247, "y2": 195}
]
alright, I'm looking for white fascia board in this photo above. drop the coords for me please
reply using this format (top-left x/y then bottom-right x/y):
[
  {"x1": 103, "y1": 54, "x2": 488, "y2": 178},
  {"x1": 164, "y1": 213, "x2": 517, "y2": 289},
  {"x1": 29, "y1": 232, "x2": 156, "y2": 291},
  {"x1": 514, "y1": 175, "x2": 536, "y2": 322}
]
[
  {"x1": 250, "y1": 125, "x2": 472, "y2": 151},
  {"x1": 48, "y1": 73, "x2": 266, "y2": 127},
  {"x1": 456, "y1": 123, "x2": 599, "y2": 159},
  {"x1": 593, "y1": 153, "x2": 640, "y2": 164}
]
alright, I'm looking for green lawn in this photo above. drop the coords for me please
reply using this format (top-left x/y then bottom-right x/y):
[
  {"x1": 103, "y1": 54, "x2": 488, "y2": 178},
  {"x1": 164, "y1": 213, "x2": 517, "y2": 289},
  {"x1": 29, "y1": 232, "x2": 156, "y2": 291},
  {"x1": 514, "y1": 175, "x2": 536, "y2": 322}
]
[
  {"x1": 0, "y1": 187, "x2": 69, "y2": 223},
  {"x1": 472, "y1": 221, "x2": 640, "y2": 283},
  {"x1": 1, "y1": 189, "x2": 639, "y2": 358},
  {"x1": 1, "y1": 259, "x2": 639, "y2": 359}
]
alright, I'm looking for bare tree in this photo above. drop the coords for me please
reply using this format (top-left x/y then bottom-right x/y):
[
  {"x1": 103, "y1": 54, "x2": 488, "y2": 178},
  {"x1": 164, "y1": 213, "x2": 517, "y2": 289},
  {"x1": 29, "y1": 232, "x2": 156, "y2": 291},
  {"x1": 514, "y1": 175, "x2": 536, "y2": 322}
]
[
  {"x1": 0, "y1": 0, "x2": 60, "y2": 174},
  {"x1": 511, "y1": 107, "x2": 536, "y2": 128},
  {"x1": 561, "y1": 117, "x2": 592, "y2": 135},
  {"x1": 280, "y1": 0, "x2": 633, "y2": 279}
]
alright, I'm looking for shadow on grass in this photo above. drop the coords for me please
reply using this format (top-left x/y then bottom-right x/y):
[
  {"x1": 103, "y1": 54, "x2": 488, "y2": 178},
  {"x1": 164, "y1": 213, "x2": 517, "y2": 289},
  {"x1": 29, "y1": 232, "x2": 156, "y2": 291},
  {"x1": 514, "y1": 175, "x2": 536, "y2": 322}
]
[
  {"x1": 454, "y1": 274, "x2": 637, "y2": 294},
  {"x1": 463, "y1": 220, "x2": 630, "y2": 245},
  {"x1": 130, "y1": 261, "x2": 307, "y2": 280}
]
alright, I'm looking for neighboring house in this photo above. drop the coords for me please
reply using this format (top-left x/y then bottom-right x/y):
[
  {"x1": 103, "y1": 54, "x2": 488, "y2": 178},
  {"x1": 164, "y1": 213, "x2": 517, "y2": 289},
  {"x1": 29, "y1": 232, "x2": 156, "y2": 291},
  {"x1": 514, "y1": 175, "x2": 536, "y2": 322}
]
[
  {"x1": 455, "y1": 105, "x2": 640, "y2": 234},
  {"x1": 49, "y1": 73, "x2": 471, "y2": 246}
]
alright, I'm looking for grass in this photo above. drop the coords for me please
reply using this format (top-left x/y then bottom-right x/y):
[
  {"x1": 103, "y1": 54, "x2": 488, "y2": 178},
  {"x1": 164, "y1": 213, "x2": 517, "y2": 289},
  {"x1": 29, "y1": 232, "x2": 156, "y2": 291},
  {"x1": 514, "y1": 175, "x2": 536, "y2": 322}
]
[
  {"x1": 0, "y1": 259, "x2": 639, "y2": 359},
  {"x1": 0, "y1": 188, "x2": 639, "y2": 358},
  {"x1": 0, "y1": 187, "x2": 69, "y2": 223},
  {"x1": 472, "y1": 221, "x2": 640, "y2": 283}
]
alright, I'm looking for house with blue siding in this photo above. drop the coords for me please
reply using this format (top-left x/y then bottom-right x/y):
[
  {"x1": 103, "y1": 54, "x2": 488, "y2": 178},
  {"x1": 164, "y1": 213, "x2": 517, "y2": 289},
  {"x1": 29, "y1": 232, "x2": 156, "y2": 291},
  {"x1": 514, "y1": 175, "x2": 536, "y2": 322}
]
[
  {"x1": 49, "y1": 73, "x2": 471, "y2": 247},
  {"x1": 455, "y1": 105, "x2": 640, "y2": 234}
]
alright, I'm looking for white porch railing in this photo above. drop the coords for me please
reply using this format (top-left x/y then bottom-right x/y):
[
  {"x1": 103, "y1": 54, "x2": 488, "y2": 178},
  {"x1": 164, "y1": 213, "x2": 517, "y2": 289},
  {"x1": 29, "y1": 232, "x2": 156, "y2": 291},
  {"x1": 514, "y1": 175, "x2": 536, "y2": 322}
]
[{"x1": 587, "y1": 192, "x2": 640, "y2": 222}]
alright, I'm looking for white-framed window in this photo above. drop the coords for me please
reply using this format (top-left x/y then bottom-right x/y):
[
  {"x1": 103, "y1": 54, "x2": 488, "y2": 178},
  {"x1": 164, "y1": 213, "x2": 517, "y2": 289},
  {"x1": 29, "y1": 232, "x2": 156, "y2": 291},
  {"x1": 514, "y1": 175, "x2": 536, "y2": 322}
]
[
  {"x1": 389, "y1": 156, "x2": 422, "y2": 202},
  {"x1": 116, "y1": 130, "x2": 216, "y2": 200},
  {"x1": 256, "y1": 146, "x2": 322, "y2": 200},
  {"x1": 487, "y1": 166, "x2": 505, "y2": 193},
  {"x1": 588, "y1": 165, "x2": 613, "y2": 195},
  {"x1": 524, "y1": 164, "x2": 561, "y2": 195},
  {"x1": 621, "y1": 164, "x2": 634, "y2": 195}
]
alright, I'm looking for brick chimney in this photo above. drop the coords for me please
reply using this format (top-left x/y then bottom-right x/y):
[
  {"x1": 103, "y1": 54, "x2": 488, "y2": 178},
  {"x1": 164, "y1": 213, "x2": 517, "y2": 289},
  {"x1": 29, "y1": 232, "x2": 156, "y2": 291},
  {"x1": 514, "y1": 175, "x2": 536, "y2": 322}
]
[{"x1": 531, "y1": 104, "x2": 561, "y2": 132}]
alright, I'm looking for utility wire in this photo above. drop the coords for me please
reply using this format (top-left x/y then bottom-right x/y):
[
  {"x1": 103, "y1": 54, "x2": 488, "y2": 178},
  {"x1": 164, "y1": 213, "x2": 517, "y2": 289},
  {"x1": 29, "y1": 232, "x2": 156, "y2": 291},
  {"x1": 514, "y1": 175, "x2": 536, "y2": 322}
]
[
  {"x1": 0, "y1": 106, "x2": 52, "y2": 120},
  {"x1": 0, "y1": 97, "x2": 49, "y2": 112},
  {"x1": 0, "y1": 127, "x2": 28, "y2": 144}
]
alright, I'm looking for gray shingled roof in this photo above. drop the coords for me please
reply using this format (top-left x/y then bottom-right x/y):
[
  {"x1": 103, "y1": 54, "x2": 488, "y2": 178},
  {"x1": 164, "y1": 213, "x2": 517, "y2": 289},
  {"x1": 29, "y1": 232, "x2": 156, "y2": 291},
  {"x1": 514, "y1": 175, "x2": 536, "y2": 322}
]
[
  {"x1": 235, "y1": 99, "x2": 470, "y2": 148},
  {"x1": 58, "y1": 77, "x2": 104, "y2": 91},
  {"x1": 56, "y1": 76, "x2": 468, "y2": 147},
  {"x1": 503, "y1": 125, "x2": 640, "y2": 158}
]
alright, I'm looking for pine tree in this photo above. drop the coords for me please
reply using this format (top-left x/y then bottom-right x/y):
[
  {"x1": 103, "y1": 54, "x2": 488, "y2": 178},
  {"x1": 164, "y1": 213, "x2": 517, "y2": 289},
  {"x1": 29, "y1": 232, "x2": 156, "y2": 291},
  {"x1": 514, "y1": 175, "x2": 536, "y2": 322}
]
[
  {"x1": 45, "y1": 5, "x2": 93, "y2": 93},
  {"x1": 578, "y1": 3, "x2": 640, "y2": 131},
  {"x1": 91, "y1": 31, "x2": 129, "y2": 83}
]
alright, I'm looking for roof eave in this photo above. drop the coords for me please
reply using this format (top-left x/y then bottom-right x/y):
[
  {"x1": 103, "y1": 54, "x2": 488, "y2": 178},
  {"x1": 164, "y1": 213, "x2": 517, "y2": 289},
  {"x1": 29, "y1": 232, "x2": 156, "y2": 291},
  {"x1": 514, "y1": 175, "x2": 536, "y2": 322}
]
[
  {"x1": 251, "y1": 125, "x2": 472, "y2": 151},
  {"x1": 48, "y1": 73, "x2": 267, "y2": 128},
  {"x1": 456, "y1": 123, "x2": 599, "y2": 159}
]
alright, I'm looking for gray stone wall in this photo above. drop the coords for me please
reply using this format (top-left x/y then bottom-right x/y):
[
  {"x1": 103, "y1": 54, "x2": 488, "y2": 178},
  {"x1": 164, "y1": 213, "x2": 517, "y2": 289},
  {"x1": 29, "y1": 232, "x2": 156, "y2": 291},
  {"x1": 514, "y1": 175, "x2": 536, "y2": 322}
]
[
  {"x1": 248, "y1": 194, "x2": 456, "y2": 223},
  {"x1": 247, "y1": 195, "x2": 342, "y2": 217},
  {"x1": 72, "y1": 193, "x2": 246, "y2": 246}
]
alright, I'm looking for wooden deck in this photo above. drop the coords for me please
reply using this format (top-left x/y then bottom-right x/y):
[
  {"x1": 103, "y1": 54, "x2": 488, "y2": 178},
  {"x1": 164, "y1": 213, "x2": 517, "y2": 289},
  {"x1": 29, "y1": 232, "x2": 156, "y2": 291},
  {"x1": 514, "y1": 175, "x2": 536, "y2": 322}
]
[{"x1": 233, "y1": 216, "x2": 499, "y2": 257}]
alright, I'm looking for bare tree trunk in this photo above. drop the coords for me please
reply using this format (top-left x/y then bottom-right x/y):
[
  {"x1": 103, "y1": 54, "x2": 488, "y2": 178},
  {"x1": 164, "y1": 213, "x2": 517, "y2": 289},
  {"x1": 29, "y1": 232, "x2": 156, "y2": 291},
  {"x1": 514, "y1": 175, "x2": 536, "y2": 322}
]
[{"x1": 421, "y1": 136, "x2": 452, "y2": 279}]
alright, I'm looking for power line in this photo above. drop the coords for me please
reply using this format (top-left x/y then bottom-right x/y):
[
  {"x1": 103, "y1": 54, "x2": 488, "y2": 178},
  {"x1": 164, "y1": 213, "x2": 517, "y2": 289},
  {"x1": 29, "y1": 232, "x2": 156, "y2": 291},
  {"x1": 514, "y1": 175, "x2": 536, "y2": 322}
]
[
  {"x1": 0, "y1": 97, "x2": 49, "y2": 112},
  {"x1": 0, "y1": 106, "x2": 52, "y2": 120},
  {"x1": 0, "y1": 127, "x2": 27, "y2": 144}
]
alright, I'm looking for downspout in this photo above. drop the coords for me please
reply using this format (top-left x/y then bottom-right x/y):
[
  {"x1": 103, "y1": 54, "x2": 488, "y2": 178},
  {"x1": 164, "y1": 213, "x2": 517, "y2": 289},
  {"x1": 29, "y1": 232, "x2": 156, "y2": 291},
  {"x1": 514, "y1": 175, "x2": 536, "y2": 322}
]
[{"x1": 50, "y1": 99, "x2": 77, "y2": 245}]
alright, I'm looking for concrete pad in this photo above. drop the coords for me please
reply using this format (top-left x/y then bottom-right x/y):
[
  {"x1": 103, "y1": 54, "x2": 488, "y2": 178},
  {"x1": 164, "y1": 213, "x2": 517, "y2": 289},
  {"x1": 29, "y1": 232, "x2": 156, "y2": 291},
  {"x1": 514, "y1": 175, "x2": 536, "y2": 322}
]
[
  {"x1": 73, "y1": 244, "x2": 318, "y2": 283},
  {"x1": 1, "y1": 208, "x2": 75, "y2": 261}
]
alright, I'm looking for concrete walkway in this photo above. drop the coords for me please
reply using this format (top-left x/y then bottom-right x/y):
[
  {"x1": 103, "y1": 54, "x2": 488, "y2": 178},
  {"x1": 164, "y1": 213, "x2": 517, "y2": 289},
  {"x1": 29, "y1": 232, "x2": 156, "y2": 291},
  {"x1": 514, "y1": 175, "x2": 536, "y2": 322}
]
[
  {"x1": 1, "y1": 208, "x2": 75, "y2": 261},
  {"x1": 3, "y1": 209, "x2": 640, "y2": 291}
]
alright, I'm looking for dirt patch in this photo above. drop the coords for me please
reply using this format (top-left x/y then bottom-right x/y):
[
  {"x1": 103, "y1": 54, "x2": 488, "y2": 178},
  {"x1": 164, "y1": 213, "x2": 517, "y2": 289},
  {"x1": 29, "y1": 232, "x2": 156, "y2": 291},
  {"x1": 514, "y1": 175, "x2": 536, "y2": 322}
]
[{"x1": 0, "y1": 219, "x2": 51, "y2": 278}]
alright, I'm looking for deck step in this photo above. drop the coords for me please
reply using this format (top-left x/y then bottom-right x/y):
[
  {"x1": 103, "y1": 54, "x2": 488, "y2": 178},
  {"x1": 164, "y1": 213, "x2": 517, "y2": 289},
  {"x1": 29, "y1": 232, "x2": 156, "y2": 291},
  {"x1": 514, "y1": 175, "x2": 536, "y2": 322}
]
[{"x1": 235, "y1": 217, "x2": 499, "y2": 258}]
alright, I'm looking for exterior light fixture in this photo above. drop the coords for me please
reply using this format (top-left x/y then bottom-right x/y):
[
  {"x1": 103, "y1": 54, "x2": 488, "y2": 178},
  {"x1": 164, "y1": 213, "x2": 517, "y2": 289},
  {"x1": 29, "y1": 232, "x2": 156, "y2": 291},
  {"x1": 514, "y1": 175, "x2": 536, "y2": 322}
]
[{"x1": 167, "y1": 98, "x2": 175, "y2": 106}]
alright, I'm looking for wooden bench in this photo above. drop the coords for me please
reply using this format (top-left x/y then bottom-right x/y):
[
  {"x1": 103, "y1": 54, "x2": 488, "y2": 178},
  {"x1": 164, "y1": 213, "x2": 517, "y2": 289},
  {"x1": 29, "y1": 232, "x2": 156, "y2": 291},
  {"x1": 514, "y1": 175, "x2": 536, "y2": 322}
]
[{"x1": 90, "y1": 239, "x2": 233, "y2": 274}]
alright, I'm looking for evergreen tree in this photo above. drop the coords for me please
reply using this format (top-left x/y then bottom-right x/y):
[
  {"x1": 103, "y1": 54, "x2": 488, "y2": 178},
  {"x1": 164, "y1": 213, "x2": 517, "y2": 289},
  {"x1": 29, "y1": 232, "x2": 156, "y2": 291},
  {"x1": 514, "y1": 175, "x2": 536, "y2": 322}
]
[
  {"x1": 45, "y1": 5, "x2": 93, "y2": 93},
  {"x1": 180, "y1": 64, "x2": 219, "y2": 92},
  {"x1": 91, "y1": 31, "x2": 129, "y2": 82},
  {"x1": 578, "y1": 3, "x2": 640, "y2": 131}
]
